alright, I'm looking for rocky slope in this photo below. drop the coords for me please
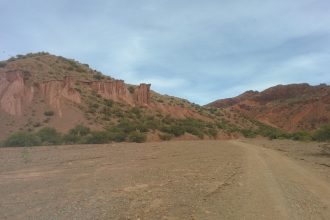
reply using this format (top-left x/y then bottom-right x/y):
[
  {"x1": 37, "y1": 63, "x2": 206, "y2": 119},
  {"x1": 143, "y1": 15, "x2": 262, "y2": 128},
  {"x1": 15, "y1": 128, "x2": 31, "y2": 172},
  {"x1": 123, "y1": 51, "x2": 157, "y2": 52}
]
[
  {"x1": 208, "y1": 83, "x2": 330, "y2": 132},
  {"x1": 0, "y1": 52, "x2": 262, "y2": 141}
]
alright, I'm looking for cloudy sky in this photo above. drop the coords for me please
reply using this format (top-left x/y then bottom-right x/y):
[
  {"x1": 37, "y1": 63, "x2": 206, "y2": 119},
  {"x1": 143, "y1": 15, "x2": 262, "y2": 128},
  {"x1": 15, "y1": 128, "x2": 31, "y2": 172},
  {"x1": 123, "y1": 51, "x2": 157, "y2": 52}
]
[{"x1": 1, "y1": 0, "x2": 329, "y2": 104}]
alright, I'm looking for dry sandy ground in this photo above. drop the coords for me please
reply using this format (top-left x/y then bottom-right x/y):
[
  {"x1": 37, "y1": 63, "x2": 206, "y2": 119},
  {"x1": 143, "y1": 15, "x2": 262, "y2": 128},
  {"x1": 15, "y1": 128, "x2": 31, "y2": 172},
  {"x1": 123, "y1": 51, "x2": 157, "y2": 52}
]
[{"x1": 0, "y1": 140, "x2": 330, "y2": 219}]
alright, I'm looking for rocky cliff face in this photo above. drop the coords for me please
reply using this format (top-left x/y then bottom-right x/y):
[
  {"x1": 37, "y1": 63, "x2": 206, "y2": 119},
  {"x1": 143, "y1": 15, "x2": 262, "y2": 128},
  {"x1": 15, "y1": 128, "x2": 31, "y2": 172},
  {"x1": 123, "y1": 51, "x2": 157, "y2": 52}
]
[
  {"x1": 208, "y1": 84, "x2": 330, "y2": 131},
  {"x1": 0, "y1": 71, "x2": 34, "y2": 116},
  {"x1": 0, "y1": 70, "x2": 152, "y2": 118},
  {"x1": 86, "y1": 80, "x2": 134, "y2": 105},
  {"x1": 83, "y1": 80, "x2": 151, "y2": 106},
  {"x1": 0, "y1": 72, "x2": 83, "y2": 117},
  {"x1": 38, "y1": 77, "x2": 82, "y2": 117},
  {"x1": 134, "y1": 83, "x2": 151, "y2": 105}
]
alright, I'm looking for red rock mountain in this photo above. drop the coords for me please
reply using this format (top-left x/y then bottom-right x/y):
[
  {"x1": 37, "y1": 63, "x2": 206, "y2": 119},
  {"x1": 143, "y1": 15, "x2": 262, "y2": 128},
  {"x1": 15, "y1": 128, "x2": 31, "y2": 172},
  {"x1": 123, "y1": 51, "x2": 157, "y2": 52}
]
[
  {"x1": 2, "y1": 52, "x2": 327, "y2": 141},
  {"x1": 1, "y1": 53, "x2": 259, "y2": 140},
  {"x1": 208, "y1": 83, "x2": 330, "y2": 132}
]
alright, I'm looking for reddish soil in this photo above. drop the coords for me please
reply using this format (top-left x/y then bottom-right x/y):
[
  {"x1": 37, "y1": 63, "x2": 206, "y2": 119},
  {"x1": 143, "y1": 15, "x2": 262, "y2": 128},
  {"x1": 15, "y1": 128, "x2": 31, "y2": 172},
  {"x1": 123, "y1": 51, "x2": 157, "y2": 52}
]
[
  {"x1": 208, "y1": 83, "x2": 330, "y2": 131},
  {"x1": 1, "y1": 140, "x2": 330, "y2": 219}
]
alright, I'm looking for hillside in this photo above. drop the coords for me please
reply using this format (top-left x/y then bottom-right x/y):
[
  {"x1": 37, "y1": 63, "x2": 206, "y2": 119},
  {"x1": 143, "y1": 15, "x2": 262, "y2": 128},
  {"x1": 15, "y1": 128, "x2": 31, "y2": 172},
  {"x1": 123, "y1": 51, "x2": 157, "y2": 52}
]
[
  {"x1": 0, "y1": 52, "x2": 269, "y2": 144},
  {"x1": 208, "y1": 84, "x2": 330, "y2": 132}
]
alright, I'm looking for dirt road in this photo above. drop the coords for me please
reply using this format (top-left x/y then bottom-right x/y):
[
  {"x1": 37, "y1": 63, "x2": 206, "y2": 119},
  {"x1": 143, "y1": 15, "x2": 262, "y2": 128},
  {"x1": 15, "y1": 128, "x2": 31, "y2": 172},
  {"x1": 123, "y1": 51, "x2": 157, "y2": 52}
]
[{"x1": 0, "y1": 140, "x2": 329, "y2": 219}]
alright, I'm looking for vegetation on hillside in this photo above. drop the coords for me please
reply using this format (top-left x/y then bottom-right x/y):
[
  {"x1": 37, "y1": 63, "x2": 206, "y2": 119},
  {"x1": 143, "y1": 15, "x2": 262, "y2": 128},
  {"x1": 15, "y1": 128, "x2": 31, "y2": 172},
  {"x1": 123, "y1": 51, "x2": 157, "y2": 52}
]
[
  {"x1": 2, "y1": 120, "x2": 329, "y2": 147},
  {"x1": 240, "y1": 123, "x2": 330, "y2": 142},
  {"x1": 1, "y1": 52, "x2": 329, "y2": 147}
]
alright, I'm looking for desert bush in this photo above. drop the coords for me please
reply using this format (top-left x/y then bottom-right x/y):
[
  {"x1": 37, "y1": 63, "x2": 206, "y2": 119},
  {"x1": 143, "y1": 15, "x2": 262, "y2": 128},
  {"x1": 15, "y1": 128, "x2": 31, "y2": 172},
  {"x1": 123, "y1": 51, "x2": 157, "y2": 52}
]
[
  {"x1": 0, "y1": 61, "x2": 7, "y2": 68},
  {"x1": 159, "y1": 133, "x2": 173, "y2": 141},
  {"x1": 109, "y1": 132, "x2": 126, "y2": 142},
  {"x1": 128, "y1": 86, "x2": 135, "y2": 94},
  {"x1": 69, "y1": 125, "x2": 90, "y2": 137},
  {"x1": 169, "y1": 125, "x2": 185, "y2": 137},
  {"x1": 33, "y1": 122, "x2": 41, "y2": 127},
  {"x1": 36, "y1": 127, "x2": 62, "y2": 145},
  {"x1": 8, "y1": 57, "x2": 17, "y2": 62},
  {"x1": 290, "y1": 131, "x2": 312, "y2": 141},
  {"x1": 63, "y1": 125, "x2": 90, "y2": 144},
  {"x1": 67, "y1": 66, "x2": 74, "y2": 71},
  {"x1": 144, "y1": 119, "x2": 159, "y2": 131},
  {"x1": 255, "y1": 124, "x2": 285, "y2": 140},
  {"x1": 44, "y1": 111, "x2": 55, "y2": 116},
  {"x1": 158, "y1": 118, "x2": 215, "y2": 139},
  {"x1": 62, "y1": 133, "x2": 80, "y2": 144},
  {"x1": 241, "y1": 129, "x2": 257, "y2": 138},
  {"x1": 104, "y1": 99, "x2": 113, "y2": 107},
  {"x1": 43, "y1": 118, "x2": 51, "y2": 123},
  {"x1": 93, "y1": 74, "x2": 102, "y2": 80},
  {"x1": 187, "y1": 127, "x2": 204, "y2": 139},
  {"x1": 266, "y1": 130, "x2": 284, "y2": 140},
  {"x1": 207, "y1": 128, "x2": 218, "y2": 138},
  {"x1": 313, "y1": 125, "x2": 330, "y2": 142},
  {"x1": 63, "y1": 58, "x2": 85, "y2": 72},
  {"x1": 84, "y1": 131, "x2": 109, "y2": 144},
  {"x1": 160, "y1": 125, "x2": 171, "y2": 134},
  {"x1": 128, "y1": 131, "x2": 146, "y2": 143},
  {"x1": 135, "y1": 122, "x2": 149, "y2": 132},
  {"x1": 2, "y1": 132, "x2": 41, "y2": 147},
  {"x1": 116, "y1": 120, "x2": 136, "y2": 133},
  {"x1": 130, "y1": 107, "x2": 142, "y2": 118}
]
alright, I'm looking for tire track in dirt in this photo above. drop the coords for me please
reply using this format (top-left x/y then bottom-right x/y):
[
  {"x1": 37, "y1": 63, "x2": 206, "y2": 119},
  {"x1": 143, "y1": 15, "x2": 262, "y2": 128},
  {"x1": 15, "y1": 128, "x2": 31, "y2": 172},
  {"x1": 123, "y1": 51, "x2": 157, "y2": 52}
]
[{"x1": 232, "y1": 141, "x2": 330, "y2": 220}]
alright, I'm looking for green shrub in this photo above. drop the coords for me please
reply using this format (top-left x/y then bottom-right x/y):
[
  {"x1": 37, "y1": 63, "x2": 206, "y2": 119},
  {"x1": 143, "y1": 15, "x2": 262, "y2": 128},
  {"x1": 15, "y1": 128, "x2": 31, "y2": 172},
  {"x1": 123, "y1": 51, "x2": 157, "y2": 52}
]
[
  {"x1": 62, "y1": 133, "x2": 81, "y2": 144},
  {"x1": 33, "y1": 122, "x2": 41, "y2": 127},
  {"x1": 313, "y1": 125, "x2": 330, "y2": 142},
  {"x1": 170, "y1": 125, "x2": 185, "y2": 137},
  {"x1": 0, "y1": 61, "x2": 7, "y2": 68},
  {"x1": 130, "y1": 107, "x2": 142, "y2": 116},
  {"x1": 145, "y1": 120, "x2": 159, "y2": 131},
  {"x1": 188, "y1": 128, "x2": 204, "y2": 139},
  {"x1": 44, "y1": 111, "x2": 55, "y2": 116},
  {"x1": 207, "y1": 128, "x2": 218, "y2": 138},
  {"x1": 93, "y1": 74, "x2": 102, "y2": 80},
  {"x1": 84, "y1": 131, "x2": 109, "y2": 144},
  {"x1": 36, "y1": 127, "x2": 62, "y2": 145},
  {"x1": 256, "y1": 125, "x2": 285, "y2": 140},
  {"x1": 290, "y1": 131, "x2": 312, "y2": 141},
  {"x1": 107, "y1": 128, "x2": 127, "y2": 142},
  {"x1": 2, "y1": 132, "x2": 41, "y2": 147},
  {"x1": 160, "y1": 125, "x2": 171, "y2": 133},
  {"x1": 69, "y1": 125, "x2": 90, "y2": 137},
  {"x1": 241, "y1": 129, "x2": 257, "y2": 138},
  {"x1": 135, "y1": 123, "x2": 149, "y2": 132},
  {"x1": 159, "y1": 133, "x2": 173, "y2": 141},
  {"x1": 104, "y1": 100, "x2": 113, "y2": 107},
  {"x1": 158, "y1": 118, "x2": 214, "y2": 139},
  {"x1": 128, "y1": 86, "x2": 135, "y2": 94},
  {"x1": 128, "y1": 131, "x2": 146, "y2": 143},
  {"x1": 116, "y1": 120, "x2": 136, "y2": 133},
  {"x1": 63, "y1": 125, "x2": 91, "y2": 144}
]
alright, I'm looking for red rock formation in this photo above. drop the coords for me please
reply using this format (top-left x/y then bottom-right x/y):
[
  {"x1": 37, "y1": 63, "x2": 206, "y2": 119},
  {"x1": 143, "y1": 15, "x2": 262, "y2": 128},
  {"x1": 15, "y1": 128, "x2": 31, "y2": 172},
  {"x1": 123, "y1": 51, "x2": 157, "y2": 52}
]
[
  {"x1": 0, "y1": 71, "x2": 34, "y2": 116},
  {"x1": 38, "y1": 76, "x2": 81, "y2": 117},
  {"x1": 84, "y1": 80, "x2": 151, "y2": 106},
  {"x1": 208, "y1": 84, "x2": 330, "y2": 131},
  {"x1": 88, "y1": 80, "x2": 134, "y2": 104},
  {"x1": 134, "y1": 83, "x2": 151, "y2": 105}
]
